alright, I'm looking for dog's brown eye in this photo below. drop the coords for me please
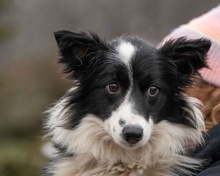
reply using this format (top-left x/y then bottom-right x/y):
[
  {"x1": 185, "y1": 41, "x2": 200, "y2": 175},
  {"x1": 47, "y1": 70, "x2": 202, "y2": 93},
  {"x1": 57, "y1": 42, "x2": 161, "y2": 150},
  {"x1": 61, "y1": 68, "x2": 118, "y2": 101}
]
[
  {"x1": 147, "y1": 85, "x2": 159, "y2": 96},
  {"x1": 107, "y1": 82, "x2": 120, "y2": 93}
]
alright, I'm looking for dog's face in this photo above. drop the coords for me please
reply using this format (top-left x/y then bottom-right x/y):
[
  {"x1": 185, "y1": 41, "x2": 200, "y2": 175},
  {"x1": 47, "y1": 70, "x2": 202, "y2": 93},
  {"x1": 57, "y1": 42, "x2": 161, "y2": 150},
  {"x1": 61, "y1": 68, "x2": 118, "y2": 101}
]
[{"x1": 53, "y1": 31, "x2": 210, "y2": 149}]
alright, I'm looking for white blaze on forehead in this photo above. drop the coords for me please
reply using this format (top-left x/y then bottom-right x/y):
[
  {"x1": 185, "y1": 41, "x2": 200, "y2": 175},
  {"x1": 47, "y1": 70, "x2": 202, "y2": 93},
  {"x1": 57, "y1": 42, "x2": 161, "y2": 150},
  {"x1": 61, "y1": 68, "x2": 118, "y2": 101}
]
[{"x1": 116, "y1": 41, "x2": 136, "y2": 65}]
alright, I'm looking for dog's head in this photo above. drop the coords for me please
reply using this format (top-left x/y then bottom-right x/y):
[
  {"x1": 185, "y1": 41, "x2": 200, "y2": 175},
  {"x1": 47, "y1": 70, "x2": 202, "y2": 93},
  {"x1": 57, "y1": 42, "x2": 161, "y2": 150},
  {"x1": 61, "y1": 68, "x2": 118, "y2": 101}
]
[{"x1": 51, "y1": 31, "x2": 210, "y2": 150}]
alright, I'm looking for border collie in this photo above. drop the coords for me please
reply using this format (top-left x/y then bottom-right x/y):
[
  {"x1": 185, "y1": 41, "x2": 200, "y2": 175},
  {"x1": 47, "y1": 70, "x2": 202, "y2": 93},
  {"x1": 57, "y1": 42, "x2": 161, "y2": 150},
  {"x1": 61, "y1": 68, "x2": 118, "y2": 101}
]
[{"x1": 43, "y1": 31, "x2": 211, "y2": 176}]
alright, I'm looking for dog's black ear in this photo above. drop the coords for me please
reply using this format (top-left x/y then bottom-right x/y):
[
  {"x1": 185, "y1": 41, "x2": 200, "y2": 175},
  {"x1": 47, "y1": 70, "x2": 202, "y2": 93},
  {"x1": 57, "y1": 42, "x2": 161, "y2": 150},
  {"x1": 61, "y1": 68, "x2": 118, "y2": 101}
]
[
  {"x1": 54, "y1": 30, "x2": 108, "y2": 77},
  {"x1": 159, "y1": 37, "x2": 211, "y2": 75}
]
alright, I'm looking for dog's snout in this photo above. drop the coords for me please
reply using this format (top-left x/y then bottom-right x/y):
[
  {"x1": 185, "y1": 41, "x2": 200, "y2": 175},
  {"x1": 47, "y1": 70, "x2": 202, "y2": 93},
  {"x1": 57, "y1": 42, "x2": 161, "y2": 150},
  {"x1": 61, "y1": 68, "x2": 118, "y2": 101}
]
[{"x1": 122, "y1": 125, "x2": 143, "y2": 144}]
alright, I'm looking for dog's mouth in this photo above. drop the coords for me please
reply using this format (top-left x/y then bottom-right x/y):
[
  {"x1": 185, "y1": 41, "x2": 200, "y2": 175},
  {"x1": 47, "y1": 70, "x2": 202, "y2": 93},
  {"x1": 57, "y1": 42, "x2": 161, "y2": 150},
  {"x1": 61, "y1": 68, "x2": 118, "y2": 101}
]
[
  {"x1": 112, "y1": 137, "x2": 151, "y2": 151},
  {"x1": 117, "y1": 141, "x2": 144, "y2": 150}
]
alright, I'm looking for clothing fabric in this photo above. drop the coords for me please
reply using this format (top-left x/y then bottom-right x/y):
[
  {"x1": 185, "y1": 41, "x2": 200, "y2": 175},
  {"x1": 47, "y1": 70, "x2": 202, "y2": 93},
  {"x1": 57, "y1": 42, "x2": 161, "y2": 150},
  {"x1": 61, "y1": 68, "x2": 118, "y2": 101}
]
[
  {"x1": 197, "y1": 161, "x2": 220, "y2": 176},
  {"x1": 193, "y1": 123, "x2": 220, "y2": 176}
]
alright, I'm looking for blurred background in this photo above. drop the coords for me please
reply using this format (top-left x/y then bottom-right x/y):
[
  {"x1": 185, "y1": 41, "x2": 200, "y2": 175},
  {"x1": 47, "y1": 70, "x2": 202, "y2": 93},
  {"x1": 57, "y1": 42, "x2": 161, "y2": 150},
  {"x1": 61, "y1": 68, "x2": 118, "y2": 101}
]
[{"x1": 0, "y1": 0, "x2": 219, "y2": 175}]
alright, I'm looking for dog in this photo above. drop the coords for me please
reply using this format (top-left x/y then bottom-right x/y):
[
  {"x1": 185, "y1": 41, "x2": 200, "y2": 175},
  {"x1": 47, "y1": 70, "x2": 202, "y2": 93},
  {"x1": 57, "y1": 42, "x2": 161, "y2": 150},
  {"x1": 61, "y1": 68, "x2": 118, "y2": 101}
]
[{"x1": 43, "y1": 31, "x2": 211, "y2": 176}]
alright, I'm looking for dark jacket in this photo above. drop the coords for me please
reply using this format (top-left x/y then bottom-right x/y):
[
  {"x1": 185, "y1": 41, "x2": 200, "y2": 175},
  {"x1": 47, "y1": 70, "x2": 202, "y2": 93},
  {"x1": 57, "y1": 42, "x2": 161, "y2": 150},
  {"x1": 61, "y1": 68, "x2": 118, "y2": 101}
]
[{"x1": 194, "y1": 123, "x2": 220, "y2": 176}]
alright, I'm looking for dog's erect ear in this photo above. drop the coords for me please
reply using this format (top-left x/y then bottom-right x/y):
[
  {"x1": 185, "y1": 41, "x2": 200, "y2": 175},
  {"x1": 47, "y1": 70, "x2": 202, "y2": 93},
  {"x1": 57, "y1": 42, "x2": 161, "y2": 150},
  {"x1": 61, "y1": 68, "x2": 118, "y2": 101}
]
[
  {"x1": 159, "y1": 37, "x2": 211, "y2": 75},
  {"x1": 54, "y1": 30, "x2": 108, "y2": 77}
]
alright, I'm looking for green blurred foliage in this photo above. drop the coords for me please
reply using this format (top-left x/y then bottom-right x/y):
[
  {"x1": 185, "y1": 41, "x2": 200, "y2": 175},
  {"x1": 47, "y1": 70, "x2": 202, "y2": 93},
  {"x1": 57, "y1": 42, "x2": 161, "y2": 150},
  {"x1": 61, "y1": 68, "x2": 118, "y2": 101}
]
[{"x1": 0, "y1": 138, "x2": 46, "y2": 176}]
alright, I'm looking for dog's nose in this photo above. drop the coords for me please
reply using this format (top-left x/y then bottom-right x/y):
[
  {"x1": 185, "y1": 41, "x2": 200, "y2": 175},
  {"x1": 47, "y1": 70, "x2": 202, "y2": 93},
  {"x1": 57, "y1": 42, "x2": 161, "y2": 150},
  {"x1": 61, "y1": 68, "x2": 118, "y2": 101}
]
[{"x1": 122, "y1": 125, "x2": 143, "y2": 144}]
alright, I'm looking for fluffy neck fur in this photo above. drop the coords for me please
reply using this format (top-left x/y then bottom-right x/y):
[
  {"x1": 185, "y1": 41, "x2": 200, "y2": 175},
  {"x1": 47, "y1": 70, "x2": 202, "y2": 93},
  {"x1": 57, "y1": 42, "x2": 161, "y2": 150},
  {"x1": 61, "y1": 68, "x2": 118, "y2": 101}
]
[{"x1": 45, "y1": 96, "x2": 205, "y2": 176}]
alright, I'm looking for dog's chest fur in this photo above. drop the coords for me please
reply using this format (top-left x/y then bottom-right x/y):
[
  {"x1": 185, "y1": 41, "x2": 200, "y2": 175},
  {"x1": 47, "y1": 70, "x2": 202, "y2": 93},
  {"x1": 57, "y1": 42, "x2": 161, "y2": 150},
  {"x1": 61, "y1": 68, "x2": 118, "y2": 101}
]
[{"x1": 45, "y1": 106, "x2": 204, "y2": 176}]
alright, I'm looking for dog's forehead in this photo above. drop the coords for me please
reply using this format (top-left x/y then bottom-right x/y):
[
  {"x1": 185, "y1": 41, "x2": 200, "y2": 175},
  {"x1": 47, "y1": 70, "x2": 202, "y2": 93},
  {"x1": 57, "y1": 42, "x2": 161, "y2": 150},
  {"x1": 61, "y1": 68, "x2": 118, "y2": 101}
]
[
  {"x1": 116, "y1": 41, "x2": 136, "y2": 65},
  {"x1": 114, "y1": 38, "x2": 157, "y2": 66}
]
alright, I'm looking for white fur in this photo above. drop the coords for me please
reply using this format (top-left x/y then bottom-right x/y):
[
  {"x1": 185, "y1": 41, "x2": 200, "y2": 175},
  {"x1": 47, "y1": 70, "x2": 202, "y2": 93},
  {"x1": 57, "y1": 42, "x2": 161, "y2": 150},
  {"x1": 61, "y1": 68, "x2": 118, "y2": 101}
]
[
  {"x1": 45, "y1": 95, "x2": 205, "y2": 176},
  {"x1": 45, "y1": 87, "x2": 77, "y2": 131},
  {"x1": 185, "y1": 96, "x2": 205, "y2": 132},
  {"x1": 116, "y1": 41, "x2": 136, "y2": 65},
  {"x1": 45, "y1": 97, "x2": 70, "y2": 130}
]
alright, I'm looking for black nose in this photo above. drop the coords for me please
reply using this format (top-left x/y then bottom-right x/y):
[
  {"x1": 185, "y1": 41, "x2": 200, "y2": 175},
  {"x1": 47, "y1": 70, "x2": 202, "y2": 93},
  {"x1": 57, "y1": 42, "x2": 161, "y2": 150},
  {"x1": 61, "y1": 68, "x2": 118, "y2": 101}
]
[{"x1": 122, "y1": 125, "x2": 143, "y2": 144}]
